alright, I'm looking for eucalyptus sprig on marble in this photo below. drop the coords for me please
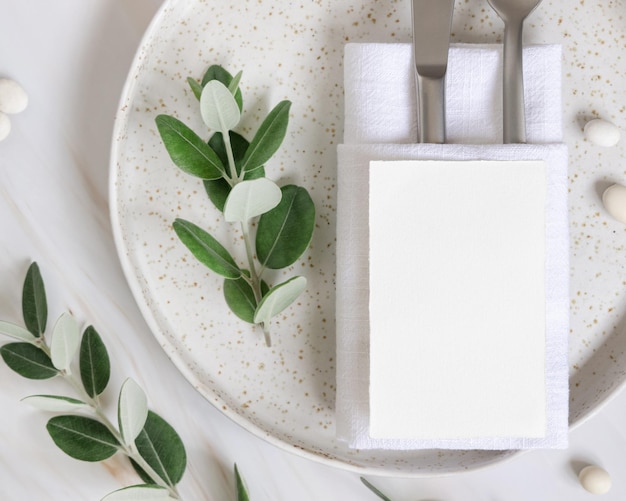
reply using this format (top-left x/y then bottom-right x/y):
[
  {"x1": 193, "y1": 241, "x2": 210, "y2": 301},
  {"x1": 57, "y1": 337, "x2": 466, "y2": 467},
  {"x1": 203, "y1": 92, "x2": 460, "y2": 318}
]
[
  {"x1": 0, "y1": 262, "x2": 251, "y2": 501},
  {"x1": 155, "y1": 65, "x2": 315, "y2": 347}
]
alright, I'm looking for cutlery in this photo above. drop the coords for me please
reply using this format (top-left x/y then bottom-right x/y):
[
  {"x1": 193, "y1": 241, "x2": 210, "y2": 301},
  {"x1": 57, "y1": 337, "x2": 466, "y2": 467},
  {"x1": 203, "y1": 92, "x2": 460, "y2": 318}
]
[
  {"x1": 411, "y1": 0, "x2": 455, "y2": 144},
  {"x1": 487, "y1": 0, "x2": 543, "y2": 143}
]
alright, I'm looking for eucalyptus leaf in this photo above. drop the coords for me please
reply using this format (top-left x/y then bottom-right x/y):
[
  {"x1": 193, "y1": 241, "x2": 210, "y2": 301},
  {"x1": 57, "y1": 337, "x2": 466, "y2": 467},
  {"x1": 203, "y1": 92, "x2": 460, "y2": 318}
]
[
  {"x1": 223, "y1": 178, "x2": 282, "y2": 223},
  {"x1": 129, "y1": 458, "x2": 156, "y2": 486},
  {"x1": 228, "y1": 70, "x2": 243, "y2": 96},
  {"x1": 201, "y1": 65, "x2": 243, "y2": 110},
  {"x1": 22, "y1": 262, "x2": 47, "y2": 337},
  {"x1": 50, "y1": 313, "x2": 81, "y2": 374},
  {"x1": 133, "y1": 411, "x2": 186, "y2": 487},
  {"x1": 204, "y1": 131, "x2": 265, "y2": 212},
  {"x1": 360, "y1": 477, "x2": 394, "y2": 501},
  {"x1": 0, "y1": 320, "x2": 38, "y2": 343},
  {"x1": 47, "y1": 415, "x2": 119, "y2": 462},
  {"x1": 200, "y1": 80, "x2": 241, "y2": 133},
  {"x1": 223, "y1": 273, "x2": 269, "y2": 324},
  {"x1": 101, "y1": 485, "x2": 172, "y2": 501},
  {"x1": 256, "y1": 185, "x2": 315, "y2": 269},
  {"x1": 80, "y1": 325, "x2": 111, "y2": 398},
  {"x1": 235, "y1": 464, "x2": 250, "y2": 501},
  {"x1": 187, "y1": 77, "x2": 203, "y2": 100},
  {"x1": 239, "y1": 100, "x2": 291, "y2": 174},
  {"x1": 155, "y1": 115, "x2": 225, "y2": 180},
  {"x1": 22, "y1": 395, "x2": 89, "y2": 413},
  {"x1": 253, "y1": 276, "x2": 307, "y2": 325},
  {"x1": 0, "y1": 342, "x2": 58, "y2": 379},
  {"x1": 173, "y1": 218, "x2": 241, "y2": 279},
  {"x1": 118, "y1": 378, "x2": 149, "y2": 445}
]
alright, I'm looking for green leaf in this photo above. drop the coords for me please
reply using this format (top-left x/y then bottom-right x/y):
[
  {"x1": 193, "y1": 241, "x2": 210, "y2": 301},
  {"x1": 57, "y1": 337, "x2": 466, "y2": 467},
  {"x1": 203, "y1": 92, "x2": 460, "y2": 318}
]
[
  {"x1": 173, "y1": 219, "x2": 241, "y2": 279},
  {"x1": 201, "y1": 65, "x2": 243, "y2": 111},
  {"x1": 200, "y1": 80, "x2": 241, "y2": 133},
  {"x1": 235, "y1": 464, "x2": 250, "y2": 501},
  {"x1": 50, "y1": 313, "x2": 81, "y2": 374},
  {"x1": 130, "y1": 458, "x2": 155, "y2": 486},
  {"x1": 228, "y1": 70, "x2": 243, "y2": 96},
  {"x1": 80, "y1": 326, "x2": 111, "y2": 398},
  {"x1": 22, "y1": 395, "x2": 90, "y2": 413},
  {"x1": 223, "y1": 273, "x2": 269, "y2": 324},
  {"x1": 0, "y1": 320, "x2": 38, "y2": 343},
  {"x1": 118, "y1": 378, "x2": 149, "y2": 445},
  {"x1": 0, "y1": 342, "x2": 58, "y2": 379},
  {"x1": 187, "y1": 77, "x2": 203, "y2": 100},
  {"x1": 256, "y1": 185, "x2": 315, "y2": 269},
  {"x1": 253, "y1": 276, "x2": 307, "y2": 325},
  {"x1": 47, "y1": 415, "x2": 119, "y2": 462},
  {"x1": 224, "y1": 178, "x2": 282, "y2": 223},
  {"x1": 239, "y1": 100, "x2": 291, "y2": 174},
  {"x1": 360, "y1": 477, "x2": 394, "y2": 501},
  {"x1": 101, "y1": 485, "x2": 172, "y2": 501},
  {"x1": 22, "y1": 262, "x2": 47, "y2": 337},
  {"x1": 133, "y1": 411, "x2": 186, "y2": 487},
  {"x1": 204, "y1": 131, "x2": 265, "y2": 212},
  {"x1": 155, "y1": 115, "x2": 225, "y2": 180}
]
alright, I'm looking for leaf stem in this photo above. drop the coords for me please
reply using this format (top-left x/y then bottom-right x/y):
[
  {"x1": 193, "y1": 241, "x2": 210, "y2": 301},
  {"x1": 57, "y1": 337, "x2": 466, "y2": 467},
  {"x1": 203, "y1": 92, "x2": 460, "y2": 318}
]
[
  {"x1": 222, "y1": 124, "x2": 272, "y2": 347},
  {"x1": 222, "y1": 130, "x2": 238, "y2": 184},
  {"x1": 240, "y1": 222, "x2": 271, "y2": 347}
]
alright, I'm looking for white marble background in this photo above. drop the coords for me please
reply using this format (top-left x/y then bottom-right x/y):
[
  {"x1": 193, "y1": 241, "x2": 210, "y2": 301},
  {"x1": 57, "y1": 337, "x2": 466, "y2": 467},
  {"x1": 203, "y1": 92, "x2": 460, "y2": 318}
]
[{"x1": 2, "y1": 0, "x2": 626, "y2": 500}]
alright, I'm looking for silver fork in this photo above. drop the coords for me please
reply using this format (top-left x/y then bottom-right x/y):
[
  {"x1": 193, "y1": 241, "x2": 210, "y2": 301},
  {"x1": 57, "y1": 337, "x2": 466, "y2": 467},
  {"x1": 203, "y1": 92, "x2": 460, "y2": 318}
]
[{"x1": 487, "y1": 0, "x2": 543, "y2": 143}]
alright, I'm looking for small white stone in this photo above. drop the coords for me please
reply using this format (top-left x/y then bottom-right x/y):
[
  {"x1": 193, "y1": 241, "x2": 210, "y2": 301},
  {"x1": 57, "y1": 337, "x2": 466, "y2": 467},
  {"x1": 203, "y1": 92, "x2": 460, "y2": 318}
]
[
  {"x1": 579, "y1": 465, "x2": 611, "y2": 494},
  {"x1": 0, "y1": 112, "x2": 10, "y2": 141},
  {"x1": 0, "y1": 78, "x2": 28, "y2": 114},
  {"x1": 602, "y1": 183, "x2": 626, "y2": 224},
  {"x1": 584, "y1": 118, "x2": 620, "y2": 147}
]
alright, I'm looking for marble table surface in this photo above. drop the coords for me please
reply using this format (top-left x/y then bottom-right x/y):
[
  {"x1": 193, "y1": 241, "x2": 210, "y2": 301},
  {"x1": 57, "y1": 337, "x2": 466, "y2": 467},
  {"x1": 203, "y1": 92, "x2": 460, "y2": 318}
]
[{"x1": 2, "y1": 0, "x2": 626, "y2": 499}]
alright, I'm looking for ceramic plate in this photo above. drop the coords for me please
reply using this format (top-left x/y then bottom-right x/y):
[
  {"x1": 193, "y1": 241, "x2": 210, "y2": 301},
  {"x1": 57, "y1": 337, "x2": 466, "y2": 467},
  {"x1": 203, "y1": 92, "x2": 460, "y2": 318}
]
[{"x1": 110, "y1": 0, "x2": 626, "y2": 475}]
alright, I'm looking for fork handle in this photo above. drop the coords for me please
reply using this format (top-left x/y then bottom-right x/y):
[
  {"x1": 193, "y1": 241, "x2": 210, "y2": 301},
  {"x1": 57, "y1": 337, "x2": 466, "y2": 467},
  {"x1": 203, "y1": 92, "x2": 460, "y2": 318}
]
[
  {"x1": 502, "y1": 21, "x2": 526, "y2": 143},
  {"x1": 417, "y1": 75, "x2": 446, "y2": 144}
]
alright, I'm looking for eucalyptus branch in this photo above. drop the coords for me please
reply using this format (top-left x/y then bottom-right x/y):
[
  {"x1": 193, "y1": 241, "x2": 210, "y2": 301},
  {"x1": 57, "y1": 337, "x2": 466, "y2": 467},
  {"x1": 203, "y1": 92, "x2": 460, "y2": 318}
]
[
  {"x1": 156, "y1": 65, "x2": 315, "y2": 347},
  {"x1": 0, "y1": 263, "x2": 186, "y2": 501}
]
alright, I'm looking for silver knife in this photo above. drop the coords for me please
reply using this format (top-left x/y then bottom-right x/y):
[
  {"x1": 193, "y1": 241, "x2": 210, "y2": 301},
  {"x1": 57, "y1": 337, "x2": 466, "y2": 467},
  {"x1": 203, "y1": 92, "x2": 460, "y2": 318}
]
[{"x1": 411, "y1": 0, "x2": 455, "y2": 144}]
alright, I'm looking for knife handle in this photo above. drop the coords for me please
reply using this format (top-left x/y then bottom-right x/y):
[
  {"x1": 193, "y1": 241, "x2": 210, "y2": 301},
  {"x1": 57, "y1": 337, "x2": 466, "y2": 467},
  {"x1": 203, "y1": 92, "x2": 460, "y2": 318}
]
[
  {"x1": 417, "y1": 75, "x2": 446, "y2": 144},
  {"x1": 502, "y1": 22, "x2": 526, "y2": 144}
]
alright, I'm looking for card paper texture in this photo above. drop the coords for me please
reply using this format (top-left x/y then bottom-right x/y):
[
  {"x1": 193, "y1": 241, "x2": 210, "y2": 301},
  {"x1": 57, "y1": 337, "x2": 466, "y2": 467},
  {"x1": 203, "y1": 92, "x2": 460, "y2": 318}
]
[{"x1": 368, "y1": 159, "x2": 548, "y2": 440}]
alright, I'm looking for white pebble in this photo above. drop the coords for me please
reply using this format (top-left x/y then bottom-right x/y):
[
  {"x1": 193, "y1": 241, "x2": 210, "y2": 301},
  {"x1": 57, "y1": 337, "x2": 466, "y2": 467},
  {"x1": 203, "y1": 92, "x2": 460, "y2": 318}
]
[
  {"x1": 0, "y1": 112, "x2": 10, "y2": 141},
  {"x1": 602, "y1": 183, "x2": 626, "y2": 224},
  {"x1": 579, "y1": 465, "x2": 612, "y2": 494},
  {"x1": 0, "y1": 78, "x2": 28, "y2": 114},
  {"x1": 584, "y1": 118, "x2": 620, "y2": 147}
]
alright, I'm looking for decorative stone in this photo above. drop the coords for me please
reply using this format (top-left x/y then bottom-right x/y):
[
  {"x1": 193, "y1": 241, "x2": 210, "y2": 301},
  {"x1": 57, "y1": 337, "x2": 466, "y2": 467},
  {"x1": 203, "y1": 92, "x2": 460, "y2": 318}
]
[
  {"x1": 602, "y1": 183, "x2": 626, "y2": 224},
  {"x1": 579, "y1": 465, "x2": 612, "y2": 494},
  {"x1": 584, "y1": 118, "x2": 620, "y2": 147},
  {"x1": 0, "y1": 112, "x2": 10, "y2": 141},
  {"x1": 0, "y1": 78, "x2": 28, "y2": 114}
]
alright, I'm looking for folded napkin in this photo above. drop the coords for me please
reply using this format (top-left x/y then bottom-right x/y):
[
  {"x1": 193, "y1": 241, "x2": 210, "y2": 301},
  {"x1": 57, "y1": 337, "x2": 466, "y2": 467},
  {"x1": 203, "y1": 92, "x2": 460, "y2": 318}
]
[
  {"x1": 336, "y1": 43, "x2": 569, "y2": 450},
  {"x1": 343, "y1": 43, "x2": 563, "y2": 145}
]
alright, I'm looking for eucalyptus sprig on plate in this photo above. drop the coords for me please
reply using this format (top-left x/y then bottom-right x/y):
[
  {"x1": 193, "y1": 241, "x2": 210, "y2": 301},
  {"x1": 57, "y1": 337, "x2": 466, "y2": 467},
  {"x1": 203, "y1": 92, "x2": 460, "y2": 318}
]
[
  {"x1": 155, "y1": 65, "x2": 315, "y2": 347},
  {"x1": 0, "y1": 262, "x2": 251, "y2": 501}
]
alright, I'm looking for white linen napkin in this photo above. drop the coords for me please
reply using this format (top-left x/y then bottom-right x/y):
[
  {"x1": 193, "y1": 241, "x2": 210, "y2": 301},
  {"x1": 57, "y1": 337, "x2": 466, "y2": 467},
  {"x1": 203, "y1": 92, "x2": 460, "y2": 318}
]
[
  {"x1": 335, "y1": 43, "x2": 569, "y2": 450},
  {"x1": 343, "y1": 43, "x2": 563, "y2": 145}
]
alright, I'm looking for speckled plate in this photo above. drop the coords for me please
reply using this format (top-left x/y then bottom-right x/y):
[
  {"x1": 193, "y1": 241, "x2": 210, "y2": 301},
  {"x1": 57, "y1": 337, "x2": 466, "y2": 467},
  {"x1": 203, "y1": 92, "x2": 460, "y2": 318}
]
[{"x1": 110, "y1": 0, "x2": 626, "y2": 476}]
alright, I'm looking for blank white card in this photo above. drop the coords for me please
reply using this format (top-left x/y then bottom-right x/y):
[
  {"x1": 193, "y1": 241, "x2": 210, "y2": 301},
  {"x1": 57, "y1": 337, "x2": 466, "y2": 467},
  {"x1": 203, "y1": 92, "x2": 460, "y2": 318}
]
[{"x1": 368, "y1": 159, "x2": 547, "y2": 440}]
